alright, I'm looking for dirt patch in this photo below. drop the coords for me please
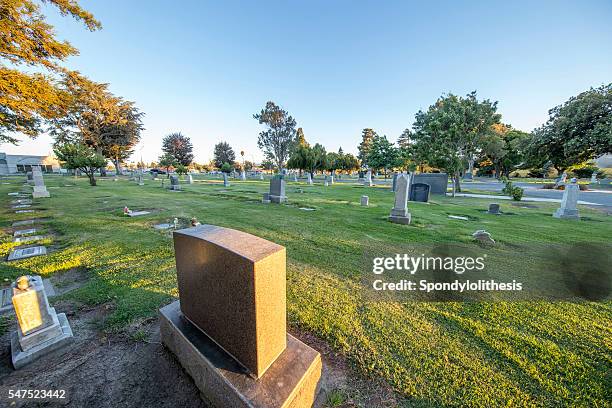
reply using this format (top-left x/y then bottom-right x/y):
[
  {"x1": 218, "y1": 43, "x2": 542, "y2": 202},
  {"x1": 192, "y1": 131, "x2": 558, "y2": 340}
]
[
  {"x1": 0, "y1": 303, "x2": 207, "y2": 408},
  {"x1": 0, "y1": 302, "x2": 402, "y2": 408}
]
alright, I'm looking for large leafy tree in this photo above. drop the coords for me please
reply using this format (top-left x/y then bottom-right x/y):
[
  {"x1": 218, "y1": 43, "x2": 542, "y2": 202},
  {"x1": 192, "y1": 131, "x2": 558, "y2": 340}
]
[
  {"x1": 288, "y1": 143, "x2": 327, "y2": 177},
  {"x1": 529, "y1": 84, "x2": 612, "y2": 172},
  {"x1": 411, "y1": 92, "x2": 501, "y2": 194},
  {"x1": 54, "y1": 141, "x2": 106, "y2": 186},
  {"x1": 213, "y1": 141, "x2": 236, "y2": 169},
  {"x1": 162, "y1": 132, "x2": 194, "y2": 166},
  {"x1": 481, "y1": 124, "x2": 531, "y2": 178},
  {"x1": 51, "y1": 72, "x2": 144, "y2": 174},
  {"x1": 253, "y1": 101, "x2": 297, "y2": 170},
  {"x1": 357, "y1": 128, "x2": 377, "y2": 168},
  {"x1": 0, "y1": 0, "x2": 100, "y2": 143},
  {"x1": 367, "y1": 135, "x2": 399, "y2": 178}
]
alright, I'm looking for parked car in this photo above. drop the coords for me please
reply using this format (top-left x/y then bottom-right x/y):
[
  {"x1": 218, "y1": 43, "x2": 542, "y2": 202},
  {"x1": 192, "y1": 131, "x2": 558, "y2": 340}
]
[{"x1": 149, "y1": 168, "x2": 167, "y2": 175}]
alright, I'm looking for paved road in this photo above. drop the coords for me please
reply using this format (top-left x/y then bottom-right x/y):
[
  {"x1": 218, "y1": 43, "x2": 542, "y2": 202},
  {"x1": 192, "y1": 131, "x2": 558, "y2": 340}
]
[
  {"x1": 327, "y1": 176, "x2": 612, "y2": 209},
  {"x1": 461, "y1": 180, "x2": 612, "y2": 208}
]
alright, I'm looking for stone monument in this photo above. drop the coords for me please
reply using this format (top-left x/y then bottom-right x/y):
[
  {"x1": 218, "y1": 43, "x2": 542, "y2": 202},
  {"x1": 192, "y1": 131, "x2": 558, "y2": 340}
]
[
  {"x1": 409, "y1": 182, "x2": 430, "y2": 202},
  {"x1": 241, "y1": 171, "x2": 246, "y2": 181},
  {"x1": 26, "y1": 171, "x2": 34, "y2": 185},
  {"x1": 269, "y1": 175, "x2": 287, "y2": 204},
  {"x1": 223, "y1": 173, "x2": 230, "y2": 187},
  {"x1": 388, "y1": 174, "x2": 411, "y2": 224},
  {"x1": 553, "y1": 178, "x2": 580, "y2": 220},
  {"x1": 411, "y1": 173, "x2": 448, "y2": 195},
  {"x1": 357, "y1": 171, "x2": 364, "y2": 183},
  {"x1": 487, "y1": 203, "x2": 501, "y2": 215},
  {"x1": 187, "y1": 174, "x2": 193, "y2": 184},
  {"x1": 364, "y1": 170, "x2": 373, "y2": 187},
  {"x1": 307, "y1": 173, "x2": 313, "y2": 185},
  {"x1": 262, "y1": 192, "x2": 271, "y2": 204},
  {"x1": 137, "y1": 172, "x2": 144, "y2": 186},
  {"x1": 31, "y1": 167, "x2": 50, "y2": 198},
  {"x1": 11, "y1": 275, "x2": 73, "y2": 369},
  {"x1": 169, "y1": 175, "x2": 181, "y2": 191},
  {"x1": 361, "y1": 195, "x2": 369, "y2": 206},
  {"x1": 259, "y1": 173, "x2": 264, "y2": 181},
  {"x1": 161, "y1": 225, "x2": 321, "y2": 407}
]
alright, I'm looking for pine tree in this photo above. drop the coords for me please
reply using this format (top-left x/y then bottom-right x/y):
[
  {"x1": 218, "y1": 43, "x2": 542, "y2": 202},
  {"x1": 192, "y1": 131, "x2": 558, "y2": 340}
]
[{"x1": 357, "y1": 128, "x2": 377, "y2": 167}]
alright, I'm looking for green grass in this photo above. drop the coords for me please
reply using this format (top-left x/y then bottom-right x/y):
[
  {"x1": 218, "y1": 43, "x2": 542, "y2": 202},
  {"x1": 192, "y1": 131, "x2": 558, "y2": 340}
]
[{"x1": 1, "y1": 174, "x2": 610, "y2": 407}]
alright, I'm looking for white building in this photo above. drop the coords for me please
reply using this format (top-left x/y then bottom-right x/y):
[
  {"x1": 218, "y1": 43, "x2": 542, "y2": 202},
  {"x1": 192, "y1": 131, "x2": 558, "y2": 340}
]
[{"x1": 0, "y1": 152, "x2": 61, "y2": 175}]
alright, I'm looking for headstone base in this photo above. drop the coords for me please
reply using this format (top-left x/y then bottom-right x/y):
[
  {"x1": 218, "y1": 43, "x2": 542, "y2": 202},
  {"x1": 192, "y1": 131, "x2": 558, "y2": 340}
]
[
  {"x1": 160, "y1": 301, "x2": 322, "y2": 408},
  {"x1": 553, "y1": 209, "x2": 580, "y2": 220},
  {"x1": 32, "y1": 190, "x2": 50, "y2": 198},
  {"x1": 269, "y1": 195, "x2": 287, "y2": 204},
  {"x1": 388, "y1": 214, "x2": 411, "y2": 225},
  {"x1": 11, "y1": 312, "x2": 73, "y2": 369}
]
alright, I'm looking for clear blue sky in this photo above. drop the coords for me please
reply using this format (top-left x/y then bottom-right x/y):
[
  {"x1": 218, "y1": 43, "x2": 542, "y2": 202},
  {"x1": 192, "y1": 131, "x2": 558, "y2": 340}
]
[{"x1": 7, "y1": 0, "x2": 612, "y2": 164}]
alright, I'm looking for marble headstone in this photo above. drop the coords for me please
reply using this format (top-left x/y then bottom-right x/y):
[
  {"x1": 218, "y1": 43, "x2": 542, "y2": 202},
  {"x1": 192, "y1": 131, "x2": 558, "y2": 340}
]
[
  {"x1": 388, "y1": 174, "x2": 411, "y2": 224},
  {"x1": 553, "y1": 178, "x2": 580, "y2": 219}
]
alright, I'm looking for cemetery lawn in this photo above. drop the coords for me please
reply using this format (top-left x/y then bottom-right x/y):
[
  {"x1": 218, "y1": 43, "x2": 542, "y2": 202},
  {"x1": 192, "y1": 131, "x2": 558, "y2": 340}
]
[{"x1": 1, "y1": 175, "x2": 610, "y2": 407}]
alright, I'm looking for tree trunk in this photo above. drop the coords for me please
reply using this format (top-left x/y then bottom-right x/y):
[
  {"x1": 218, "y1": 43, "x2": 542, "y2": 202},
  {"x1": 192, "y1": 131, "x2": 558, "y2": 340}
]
[
  {"x1": 86, "y1": 171, "x2": 97, "y2": 186},
  {"x1": 113, "y1": 159, "x2": 121, "y2": 175},
  {"x1": 451, "y1": 175, "x2": 456, "y2": 197},
  {"x1": 454, "y1": 173, "x2": 462, "y2": 193}
]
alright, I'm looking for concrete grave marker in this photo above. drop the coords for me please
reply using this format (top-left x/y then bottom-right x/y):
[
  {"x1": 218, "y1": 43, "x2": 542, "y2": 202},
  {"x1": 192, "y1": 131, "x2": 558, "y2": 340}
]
[
  {"x1": 448, "y1": 215, "x2": 469, "y2": 220},
  {"x1": 12, "y1": 204, "x2": 31, "y2": 209},
  {"x1": 14, "y1": 235, "x2": 45, "y2": 243},
  {"x1": 169, "y1": 175, "x2": 181, "y2": 191},
  {"x1": 553, "y1": 178, "x2": 580, "y2": 220},
  {"x1": 488, "y1": 203, "x2": 501, "y2": 215},
  {"x1": 153, "y1": 223, "x2": 173, "y2": 230},
  {"x1": 269, "y1": 175, "x2": 287, "y2": 203},
  {"x1": 361, "y1": 195, "x2": 369, "y2": 206},
  {"x1": 14, "y1": 228, "x2": 37, "y2": 237},
  {"x1": 8, "y1": 246, "x2": 47, "y2": 261},
  {"x1": 364, "y1": 170, "x2": 373, "y2": 187},
  {"x1": 12, "y1": 219, "x2": 37, "y2": 227},
  {"x1": 307, "y1": 172, "x2": 313, "y2": 185},
  {"x1": 240, "y1": 171, "x2": 246, "y2": 181},
  {"x1": 389, "y1": 174, "x2": 411, "y2": 224},
  {"x1": 223, "y1": 173, "x2": 230, "y2": 187},
  {"x1": 10, "y1": 275, "x2": 73, "y2": 368},
  {"x1": 162, "y1": 225, "x2": 321, "y2": 406},
  {"x1": 15, "y1": 210, "x2": 35, "y2": 214},
  {"x1": 127, "y1": 210, "x2": 151, "y2": 217},
  {"x1": 187, "y1": 174, "x2": 193, "y2": 184},
  {"x1": 262, "y1": 192, "x2": 271, "y2": 204},
  {"x1": 32, "y1": 167, "x2": 50, "y2": 198}
]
